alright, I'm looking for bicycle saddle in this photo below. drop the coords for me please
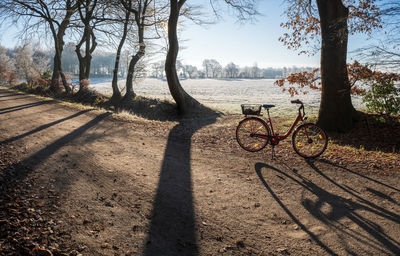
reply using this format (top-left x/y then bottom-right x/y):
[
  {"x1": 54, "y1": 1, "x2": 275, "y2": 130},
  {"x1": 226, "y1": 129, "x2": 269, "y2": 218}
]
[{"x1": 262, "y1": 104, "x2": 275, "y2": 109}]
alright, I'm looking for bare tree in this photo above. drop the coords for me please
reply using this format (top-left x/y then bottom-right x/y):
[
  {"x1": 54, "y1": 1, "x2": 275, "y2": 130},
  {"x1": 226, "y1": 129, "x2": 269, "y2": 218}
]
[
  {"x1": 356, "y1": 2, "x2": 400, "y2": 71},
  {"x1": 165, "y1": 0, "x2": 201, "y2": 114},
  {"x1": 0, "y1": 45, "x2": 16, "y2": 84},
  {"x1": 74, "y1": 0, "x2": 99, "y2": 92},
  {"x1": 224, "y1": 62, "x2": 239, "y2": 78},
  {"x1": 108, "y1": 0, "x2": 132, "y2": 102},
  {"x1": 14, "y1": 44, "x2": 37, "y2": 86},
  {"x1": 0, "y1": 0, "x2": 82, "y2": 93},
  {"x1": 120, "y1": 0, "x2": 154, "y2": 102},
  {"x1": 184, "y1": 64, "x2": 197, "y2": 78},
  {"x1": 165, "y1": 0, "x2": 258, "y2": 115}
]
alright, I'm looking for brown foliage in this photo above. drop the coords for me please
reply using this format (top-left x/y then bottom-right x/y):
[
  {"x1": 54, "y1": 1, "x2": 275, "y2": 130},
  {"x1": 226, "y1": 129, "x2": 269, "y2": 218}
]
[
  {"x1": 0, "y1": 63, "x2": 17, "y2": 84},
  {"x1": 79, "y1": 79, "x2": 90, "y2": 91},
  {"x1": 275, "y1": 61, "x2": 400, "y2": 97},
  {"x1": 280, "y1": 0, "x2": 381, "y2": 53},
  {"x1": 275, "y1": 68, "x2": 320, "y2": 97}
]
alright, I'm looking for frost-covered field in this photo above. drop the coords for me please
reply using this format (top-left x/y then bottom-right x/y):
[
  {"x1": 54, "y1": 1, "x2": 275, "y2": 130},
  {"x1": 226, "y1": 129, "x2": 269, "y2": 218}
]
[{"x1": 92, "y1": 78, "x2": 365, "y2": 115}]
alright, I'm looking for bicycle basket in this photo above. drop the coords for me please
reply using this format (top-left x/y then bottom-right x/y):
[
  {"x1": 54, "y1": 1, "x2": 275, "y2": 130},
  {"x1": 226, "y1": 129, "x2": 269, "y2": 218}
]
[{"x1": 241, "y1": 104, "x2": 262, "y2": 115}]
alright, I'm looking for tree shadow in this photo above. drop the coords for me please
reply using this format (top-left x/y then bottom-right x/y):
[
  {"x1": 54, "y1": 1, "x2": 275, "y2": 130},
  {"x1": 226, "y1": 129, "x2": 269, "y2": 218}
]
[
  {"x1": 0, "y1": 101, "x2": 56, "y2": 115},
  {"x1": 255, "y1": 161, "x2": 400, "y2": 255},
  {"x1": 144, "y1": 111, "x2": 219, "y2": 255},
  {"x1": 0, "y1": 96, "x2": 32, "y2": 102},
  {"x1": 0, "y1": 112, "x2": 111, "y2": 189},
  {"x1": 0, "y1": 92, "x2": 21, "y2": 98},
  {"x1": 1, "y1": 110, "x2": 92, "y2": 145}
]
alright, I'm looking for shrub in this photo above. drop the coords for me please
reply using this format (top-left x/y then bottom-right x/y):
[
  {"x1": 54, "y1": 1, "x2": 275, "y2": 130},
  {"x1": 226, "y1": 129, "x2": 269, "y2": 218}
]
[
  {"x1": 41, "y1": 70, "x2": 52, "y2": 80},
  {"x1": 363, "y1": 81, "x2": 400, "y2": 116}
]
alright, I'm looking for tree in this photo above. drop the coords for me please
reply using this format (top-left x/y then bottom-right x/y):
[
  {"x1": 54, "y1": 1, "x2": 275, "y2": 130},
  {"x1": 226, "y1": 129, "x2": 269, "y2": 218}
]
[
  {"x1": 151, "y1": 60, "x2": 165, "y2": 78},
  {"x1": 224, "y1": 62, "x2": 239, "y2": 78},
  {"x1": 356, "y1": 2, "x2": 400, "y2": 70},
  {"x1": 0, "y1": 0, "x2": 82, "y2": 93},
  {"x1": 185, "y1": 64, "x2": 198, "y2": 79},
  {"x1": 280, "y1": 0, "x2": 381, "y2": 132},
  {"x1": 108, "y1": 0, "x2": 132, "y2": 102},
  {"x1": 211, "y1": 60, "x2": 222, "y2": 78},
  {"x1": 14, "y1": 43, "x2": 50, "y2": 87},
  {"x1": 0, "y1": 45, "x2": 16, "y2": 84},
  {"x1": 251, "y1": 62, "x2": 259, "y2": 78},
  {"x1": 31, "y1": 43, "x2": 51, "y2": 80},
  {"x1": 202, "y1": 59, "x2": 212, "y2": 78},
  {"x1": 14, "y1": 44, "x2": 37, "y2": 86},
  {"x1": 62, "y1": 43, "x2": 80, "y2": 74},
  {"x1": 74, "y1": 0, "x2": 99, "y2": 92},
  {"x1": 165, "y1": 0, "x2": 200, "y2": 114},
  {"x1": 202, "y1": 59, "x2": 222, "y2": 78},
  {"x1": 165, "y1": 0, "x2": 257, "y2": 114},
  {"x1": 120, "y1": 0, "x2": 155, "y2": 102}
]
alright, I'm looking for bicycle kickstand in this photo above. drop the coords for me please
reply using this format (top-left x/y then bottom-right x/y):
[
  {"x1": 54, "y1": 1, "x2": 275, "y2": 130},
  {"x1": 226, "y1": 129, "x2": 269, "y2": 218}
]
[{"x1": 271, "y1": 145, "x2": 276, "y2": 160}]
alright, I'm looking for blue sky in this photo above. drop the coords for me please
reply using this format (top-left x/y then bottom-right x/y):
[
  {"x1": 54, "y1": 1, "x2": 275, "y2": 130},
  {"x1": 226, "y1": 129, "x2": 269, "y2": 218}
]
[
  {"x1": 178, "y1": 0, "x2": 375, "y2": 68},
  {"x1": 0, "y1": 0, "x2": 375, "y2": 69}
]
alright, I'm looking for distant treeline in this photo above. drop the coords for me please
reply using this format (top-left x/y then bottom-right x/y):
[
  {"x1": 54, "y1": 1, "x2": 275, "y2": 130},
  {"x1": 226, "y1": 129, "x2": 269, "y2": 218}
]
[
  {"x1": 149, "y1": 59, "x2": 316, "y2": 79},
  {"x1": 0, "y1": 43, "x2": 315, "y2": 81}
]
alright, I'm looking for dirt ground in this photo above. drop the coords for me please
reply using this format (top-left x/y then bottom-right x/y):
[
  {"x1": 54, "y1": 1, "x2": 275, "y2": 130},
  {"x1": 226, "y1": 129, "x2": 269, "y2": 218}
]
[{"x1": 0, "y1": 88, "x2": 399, "y2": 256}]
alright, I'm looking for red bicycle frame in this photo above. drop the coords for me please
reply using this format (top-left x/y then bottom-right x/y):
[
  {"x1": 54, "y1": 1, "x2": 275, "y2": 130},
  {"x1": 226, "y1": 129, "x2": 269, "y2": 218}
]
[{"x1": 252, "y1": 104, "x2": 305, "y2": 142}]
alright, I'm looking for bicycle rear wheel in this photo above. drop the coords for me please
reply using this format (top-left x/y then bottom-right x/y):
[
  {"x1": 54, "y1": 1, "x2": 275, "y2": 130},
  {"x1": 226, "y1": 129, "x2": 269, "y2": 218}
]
[
  {"x1": 292, "y1": 123, "x2": 328, "y2": 158},
  {"x1": 236, "y1": 117, "x2": 270, "y2": 152}
]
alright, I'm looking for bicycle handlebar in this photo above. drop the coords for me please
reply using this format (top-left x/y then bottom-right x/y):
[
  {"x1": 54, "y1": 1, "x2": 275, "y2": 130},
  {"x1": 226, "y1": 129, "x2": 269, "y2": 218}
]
[{"x1": 291, "y1": 99, "x2": 305, "y2": 117}]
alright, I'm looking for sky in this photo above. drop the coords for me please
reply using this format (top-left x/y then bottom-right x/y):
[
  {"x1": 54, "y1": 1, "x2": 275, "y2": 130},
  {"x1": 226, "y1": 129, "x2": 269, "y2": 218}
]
[
  {"x1": 175, "y1": 0, "x2": 376, "y2": 69},
  {"x1": 0, "y1": 0, "x2": 376, "y2": 69}
]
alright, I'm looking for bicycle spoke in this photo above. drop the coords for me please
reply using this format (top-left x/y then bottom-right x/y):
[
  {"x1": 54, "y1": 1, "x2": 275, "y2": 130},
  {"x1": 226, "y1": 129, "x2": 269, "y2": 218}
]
[
  {"x1": 293, "y1": 123, "x2": 327, "y2": 158},
  {"x1": 236, "y1": 118, "x2": 269, "y2": 152}
]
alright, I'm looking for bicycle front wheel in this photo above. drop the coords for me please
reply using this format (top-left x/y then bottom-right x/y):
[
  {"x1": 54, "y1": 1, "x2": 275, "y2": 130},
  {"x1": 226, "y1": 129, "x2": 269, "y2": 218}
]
[
  {"x1": 236, "y1": 117, "x2": 270, "y2": 152},
  {"x1": 292, "y1": 123, "x2": 328, "y2": 158}
]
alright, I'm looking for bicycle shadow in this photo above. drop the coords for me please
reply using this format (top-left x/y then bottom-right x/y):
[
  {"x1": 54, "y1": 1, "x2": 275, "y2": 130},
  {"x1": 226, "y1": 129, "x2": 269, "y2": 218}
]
[
  {"x1": 255, "y1": 162, "x2": 337, "y2": 255},
  {"x1": 316, "y1": 158, "x2": 400, "y2": 193},
  {"x1": 144, "y1": 114, "x2": 218, "y2": 255},
  {"x1": 255, "y1": 162, "x2": 400, "y2": 255}
]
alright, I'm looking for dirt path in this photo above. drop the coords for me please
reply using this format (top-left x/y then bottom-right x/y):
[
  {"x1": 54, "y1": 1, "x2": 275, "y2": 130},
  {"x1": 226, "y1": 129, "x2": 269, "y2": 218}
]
[{"x1": 0, "y1": 88, "x2": 399, "y2": 256}]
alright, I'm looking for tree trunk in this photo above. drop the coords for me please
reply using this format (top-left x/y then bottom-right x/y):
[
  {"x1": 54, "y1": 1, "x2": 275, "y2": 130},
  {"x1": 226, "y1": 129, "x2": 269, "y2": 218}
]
[
  {"x1": 76, "y1": 25, "x2": 96, "y2": 92},
  {"x1": 50, "y1": 51, "x2": 63, "y2": 92},
  {"x1": 111, "y1": 9, "x2": 131, "y2": 103},
  {"x1": 51, "y1": 38, "x2": 70, "y2": 94},
  {"x1": 165, "y1": 0, "x2": 200, "y2": 115},
  {"x1": 122, "y1": 46, "x2": 145, "y2": 101},
  {"x1": 49, "y1": 9, "x2": 74, "y2": 94},
  {"x1": 122, "y1": 10, "x2": 146, "y2": 103},
  {"x1": 316, "y1": 0, "x2": 356, "y2": 132},
  {"x1": 76, "y1": 0, "x2": 97, "y2": 94}
]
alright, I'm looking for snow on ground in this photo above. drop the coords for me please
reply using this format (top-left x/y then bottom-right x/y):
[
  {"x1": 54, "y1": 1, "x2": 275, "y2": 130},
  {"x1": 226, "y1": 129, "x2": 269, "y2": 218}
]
[{"x1": 91, "y1": 78, "x2": 365, "y2": 115}]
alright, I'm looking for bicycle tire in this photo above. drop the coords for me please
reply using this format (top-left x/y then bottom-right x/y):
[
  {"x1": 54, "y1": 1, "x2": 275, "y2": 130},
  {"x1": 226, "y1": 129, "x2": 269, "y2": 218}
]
[
  {"x1": 292, "y1": 123, "x2": 328, "y2": 158},
  {"x1": 236, "y1": 117, "x2": 270, "y2": 152}
]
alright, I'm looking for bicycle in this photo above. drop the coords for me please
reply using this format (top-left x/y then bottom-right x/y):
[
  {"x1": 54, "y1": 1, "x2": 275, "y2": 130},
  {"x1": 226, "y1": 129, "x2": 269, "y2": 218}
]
[{"x1": 236, "y1": 99, "x2": 328, "y2": 158}]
